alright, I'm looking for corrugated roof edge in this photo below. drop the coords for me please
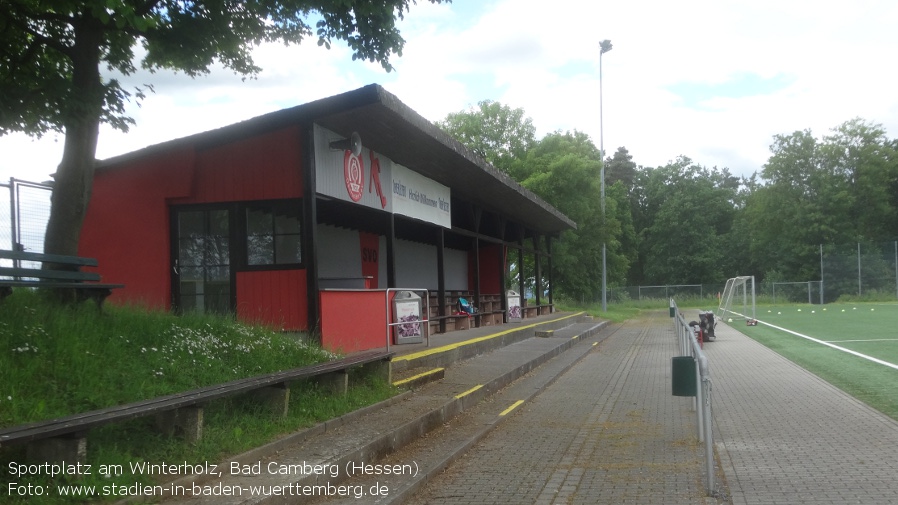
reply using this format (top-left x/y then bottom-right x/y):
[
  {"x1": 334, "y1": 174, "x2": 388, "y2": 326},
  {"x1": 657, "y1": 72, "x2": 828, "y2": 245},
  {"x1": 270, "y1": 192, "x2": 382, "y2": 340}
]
[{"x1": 95, "y1": 83, "x2": 575, "y2": 232}]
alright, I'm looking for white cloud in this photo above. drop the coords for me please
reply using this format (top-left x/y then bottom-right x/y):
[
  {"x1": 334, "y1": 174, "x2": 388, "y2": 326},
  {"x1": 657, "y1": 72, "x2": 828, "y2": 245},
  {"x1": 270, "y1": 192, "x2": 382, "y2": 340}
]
[{"x1": 2, "y1": 0, "x2": 897, "y2": 183}]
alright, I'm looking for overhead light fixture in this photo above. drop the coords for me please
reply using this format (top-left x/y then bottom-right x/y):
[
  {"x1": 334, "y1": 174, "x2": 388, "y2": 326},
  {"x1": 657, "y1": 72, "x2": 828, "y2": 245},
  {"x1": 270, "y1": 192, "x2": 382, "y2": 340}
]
[{"x1": 329, "y1": 131, "x2": 363, "y2": 156}]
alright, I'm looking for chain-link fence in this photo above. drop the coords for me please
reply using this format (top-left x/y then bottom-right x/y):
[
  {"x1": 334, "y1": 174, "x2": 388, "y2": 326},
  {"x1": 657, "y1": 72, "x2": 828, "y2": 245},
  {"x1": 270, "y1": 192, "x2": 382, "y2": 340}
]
[
  {"x1": 608, "y1": 240, "x2": 898, "y2": 306},
  {"x1": 608, "y1": 284, "x2": 707, "y2": 302},
  {"x1": 757, "y1": 242, "x2": 898, "y2": 303},
  {"x1": 0, "y1": 178, "x2": 53, "y2": 268},
  {"x1": 820, "y1": 242, "x2": 898, "y2": 303}
]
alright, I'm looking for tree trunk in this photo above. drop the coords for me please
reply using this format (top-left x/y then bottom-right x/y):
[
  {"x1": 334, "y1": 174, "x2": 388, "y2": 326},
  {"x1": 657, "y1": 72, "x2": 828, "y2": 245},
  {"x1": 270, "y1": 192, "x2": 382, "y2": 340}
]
[
  {"x1": 43, "y1": 18, "x2": 103, "y2": 260},
  {"x1": 44, "y1": 114, "x2": 100, "y2": 258}
]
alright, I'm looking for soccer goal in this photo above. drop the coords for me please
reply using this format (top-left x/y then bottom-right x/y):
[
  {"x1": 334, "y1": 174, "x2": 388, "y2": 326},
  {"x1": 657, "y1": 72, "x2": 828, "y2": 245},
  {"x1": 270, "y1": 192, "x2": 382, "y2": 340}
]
[
  {"x1": 772, "y1": 281, "x2": 824, "y2": 305},
  {"x1": 717, "y1": 275, "x2": 756, "y2": 322}
]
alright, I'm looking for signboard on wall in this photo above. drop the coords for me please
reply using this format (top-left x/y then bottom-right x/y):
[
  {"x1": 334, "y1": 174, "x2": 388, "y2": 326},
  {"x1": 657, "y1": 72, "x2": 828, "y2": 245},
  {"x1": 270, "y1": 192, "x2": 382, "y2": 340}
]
[
  {"x1": 314, "y1": 124, "x2": 392, "y2": 212},
  {"x1": 391, "y1": 164, "x2": 451, "y2": 229},
  {"x1": 392, "y1": 290, "x2": 423, "y2": 344},
  {"x1": 313, "y1": 124, "x2": 450, "y2": 228}
]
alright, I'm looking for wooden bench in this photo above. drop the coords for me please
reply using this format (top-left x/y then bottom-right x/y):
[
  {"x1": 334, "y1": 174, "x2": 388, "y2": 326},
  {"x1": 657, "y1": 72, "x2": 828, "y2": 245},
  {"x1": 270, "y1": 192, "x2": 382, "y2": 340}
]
[
  {"x1": 474, "y1": 309, "x2": 506, "y2": 327},
  {"x1": 0, "y1": 350, "x2": 393, "y2": 463},
  {"x1": 428, "y1": 313, "x2": 471, "y2": 332},
  {"x1": 524, "y1": 303, "x2": 554, "y2": 318},
  {"x1": 0, "y1": 250, "x2": 124, "y2": 306}
]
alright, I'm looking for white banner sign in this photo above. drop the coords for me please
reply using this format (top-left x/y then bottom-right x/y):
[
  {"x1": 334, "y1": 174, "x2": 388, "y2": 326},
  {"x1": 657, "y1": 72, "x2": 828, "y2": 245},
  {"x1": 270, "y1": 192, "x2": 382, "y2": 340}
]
[
  {"x1": 391, "y1": 164, "x2": 451, "y2": 229},
  {"x1": 314, "y1": 124, "x2": 450, "y2": 228}
]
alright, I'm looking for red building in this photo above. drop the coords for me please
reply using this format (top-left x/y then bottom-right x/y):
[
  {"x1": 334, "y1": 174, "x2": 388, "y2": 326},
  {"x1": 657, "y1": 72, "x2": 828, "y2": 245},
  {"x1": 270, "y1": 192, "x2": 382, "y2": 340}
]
[{"x1": 80, "y1": 84, "x2": 575, "y2": 353}]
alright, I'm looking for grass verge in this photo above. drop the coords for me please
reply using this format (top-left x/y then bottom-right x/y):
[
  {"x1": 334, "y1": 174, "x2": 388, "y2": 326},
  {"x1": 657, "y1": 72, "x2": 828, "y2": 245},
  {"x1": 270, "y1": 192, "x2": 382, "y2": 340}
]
[{"x1": 0, "y1": 290, "x2": 397, "y2": 504}]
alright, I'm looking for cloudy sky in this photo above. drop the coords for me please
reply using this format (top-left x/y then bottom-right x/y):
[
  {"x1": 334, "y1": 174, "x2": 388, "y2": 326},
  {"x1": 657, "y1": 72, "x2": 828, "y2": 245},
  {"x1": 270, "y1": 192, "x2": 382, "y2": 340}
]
[{"x1": 2, "y1": 0, "x2": 897, "y2": 183}]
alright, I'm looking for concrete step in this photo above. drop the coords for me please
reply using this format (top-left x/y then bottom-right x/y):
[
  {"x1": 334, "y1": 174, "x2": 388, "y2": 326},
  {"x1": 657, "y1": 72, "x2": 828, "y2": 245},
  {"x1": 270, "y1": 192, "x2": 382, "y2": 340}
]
[{"x1": 157, "y1": 318, "x2": 608, "y2": 504}]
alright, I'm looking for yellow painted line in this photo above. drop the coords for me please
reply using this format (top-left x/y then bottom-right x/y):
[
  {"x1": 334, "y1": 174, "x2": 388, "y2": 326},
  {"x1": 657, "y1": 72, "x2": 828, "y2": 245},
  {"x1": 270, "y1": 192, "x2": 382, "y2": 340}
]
[
  {"x1": 455, "y1": 385, "x2": 483, "y2": 399},
  {"x1": 392, "y1": 367, "x2": 444, "y2": 387},
  {"x1": 393, "y1": 312, "x2": 586, "y2": 363},
  {"x1": 499, "y1": 400, "x2": 525, "y2": 416},
  {"x1": 592, "y1": 342, "x2": 598, "y2": 346}
]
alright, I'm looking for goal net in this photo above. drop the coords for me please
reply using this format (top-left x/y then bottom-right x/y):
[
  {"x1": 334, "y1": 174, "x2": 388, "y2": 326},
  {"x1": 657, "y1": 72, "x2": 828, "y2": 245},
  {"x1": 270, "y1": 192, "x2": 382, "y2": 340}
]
[
  {"x1": 717, "y1": 276, "x2": 756, "y2": 322},
  {"x1": 772, "y1": 281, "x2": 823, "y2": 304}
]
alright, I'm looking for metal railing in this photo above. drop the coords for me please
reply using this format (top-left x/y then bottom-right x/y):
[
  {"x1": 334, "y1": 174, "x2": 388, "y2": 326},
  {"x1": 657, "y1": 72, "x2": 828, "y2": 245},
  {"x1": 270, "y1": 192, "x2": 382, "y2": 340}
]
[
  {"x1": 669, "y1": 298, "x2": 714, "y2": 495},
  {"x1": 0, "y1": 178, "x2": 53, "y2": 266}
]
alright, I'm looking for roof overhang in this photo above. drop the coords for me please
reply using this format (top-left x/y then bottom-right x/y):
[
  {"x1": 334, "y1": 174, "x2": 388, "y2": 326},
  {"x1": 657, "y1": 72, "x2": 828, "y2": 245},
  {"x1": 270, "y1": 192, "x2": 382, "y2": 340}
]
[{"x1": 98, "y1": 84, "x2": 576, "y2": 236}]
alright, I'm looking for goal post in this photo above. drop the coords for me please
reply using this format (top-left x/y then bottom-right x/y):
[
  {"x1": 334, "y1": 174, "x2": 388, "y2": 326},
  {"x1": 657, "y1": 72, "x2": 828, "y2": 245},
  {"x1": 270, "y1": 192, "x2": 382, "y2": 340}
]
[
  {"x1": 717, "y1": 275, "x2": 756, "y2": 322},
  {"x1": 772, "y1": 281, "x2": 824, "y2": 304}
]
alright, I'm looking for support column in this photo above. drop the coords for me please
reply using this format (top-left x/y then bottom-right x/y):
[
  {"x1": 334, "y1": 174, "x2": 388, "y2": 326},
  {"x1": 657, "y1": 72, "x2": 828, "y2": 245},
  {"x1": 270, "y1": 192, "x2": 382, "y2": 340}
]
[
  {"x1": 437, "y1": 228, "x2": 447, "y2": 333},
  {"x1": 534, "y1": 234, "x2": 543, "y2": 310},
  {"x1": 546, "y1": 236, "x2": 555, "y2": 314},
  {"x1": 518, "y1": 236, "x2": 525, "y2": 306},
  {"x1": 315, "y1": 371, "x2": 349, "y2": 395},
  {"x1": 472, "y1": 208, "x2": 482, "y2": 327},
  {"x1": 254, "y1": 383, "x2": 290, "y2": 418},
  {"x1": 387, "y1": 213, "x2": 396, "y2": 288},
  {"x1": 155, "y1": 406, "x2": 204, "y2": 443},
  {"x1": 302, "y1": 125, "x2": 320, "y2": 334},
  {"x1": 362, "y1": 358, "x2": 392, "y2": 385},
  {"x1": 26, "y1": 434, "x2": 88, "y2": 467},
  {"x1": 499, "y1": 243, "x2": 508, "y2": 322},
  {"x1": 473, "y1": 236, "x2": 481, "y2": 327}
]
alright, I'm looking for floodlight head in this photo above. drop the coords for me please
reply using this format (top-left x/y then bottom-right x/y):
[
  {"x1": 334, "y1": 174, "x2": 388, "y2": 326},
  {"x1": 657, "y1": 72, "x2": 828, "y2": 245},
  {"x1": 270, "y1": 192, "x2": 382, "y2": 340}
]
[
  {"x1": 329, "y1": 131, "x2": 363, "y2": 156},
  {"x1": 600, "y1": 39, "x2": 613, "y2": 54}
]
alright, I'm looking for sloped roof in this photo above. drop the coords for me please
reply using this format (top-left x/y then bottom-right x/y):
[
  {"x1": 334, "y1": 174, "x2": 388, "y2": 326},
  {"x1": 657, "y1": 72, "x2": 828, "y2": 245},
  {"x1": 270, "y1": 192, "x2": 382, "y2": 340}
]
[{"x1": 99, "y1": 83, "x2": 576, "y2": 235}]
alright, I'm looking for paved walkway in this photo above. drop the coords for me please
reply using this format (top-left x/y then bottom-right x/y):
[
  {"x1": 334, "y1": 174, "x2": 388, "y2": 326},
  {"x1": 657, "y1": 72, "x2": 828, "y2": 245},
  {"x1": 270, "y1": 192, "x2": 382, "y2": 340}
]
[
  {"x1": 404, "y1": 310, "x2": 710, "y2": 504},
  {"x1": 150, "y1": 309, "x2": 898, "y2": 504},
  {"x1": 400, "y1": 310, "x2": 898, "y2": 504},
  {"x1": 708, "y1": 320, "x2": 898, "y2": 505}
]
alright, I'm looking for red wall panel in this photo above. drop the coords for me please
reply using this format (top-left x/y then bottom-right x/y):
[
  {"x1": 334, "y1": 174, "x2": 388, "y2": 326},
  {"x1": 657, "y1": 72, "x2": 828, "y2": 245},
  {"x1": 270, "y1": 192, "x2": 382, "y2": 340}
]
[
  {"x1": 80, "y1": 125, "x2": 306, "y2": 311},
  {"x1": 479, "y1": 244, "x2": 502, "y2": 294},
  {"x1": 319, "y1": 290, "x2": 388, "y2": 353},
  {"x1": 187, "y1": 127, "x2": 303, "y2": 204},
  {"x1": 236, "y1": 269, "x2": 307, "y2": 331},
  {"x1": 468, "y1": 244, "x2": 502, "y2": 295},
  {"x1": 80, "y1": 148, "x2": 195, "y2": 308}
]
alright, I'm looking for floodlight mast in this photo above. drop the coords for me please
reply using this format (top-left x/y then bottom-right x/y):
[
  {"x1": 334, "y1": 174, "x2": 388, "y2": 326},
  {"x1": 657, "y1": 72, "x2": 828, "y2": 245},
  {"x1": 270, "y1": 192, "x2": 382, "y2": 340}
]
[{"x1": 599, "y1": 39, "x2": 612, "y2": 312}]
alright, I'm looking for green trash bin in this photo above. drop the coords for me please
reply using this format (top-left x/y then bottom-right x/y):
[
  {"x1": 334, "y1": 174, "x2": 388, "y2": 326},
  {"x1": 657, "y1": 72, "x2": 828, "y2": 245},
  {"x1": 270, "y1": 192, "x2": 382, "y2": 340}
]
[{"x1": 671, "y1": 356, "x2": 697, "y2": 397}]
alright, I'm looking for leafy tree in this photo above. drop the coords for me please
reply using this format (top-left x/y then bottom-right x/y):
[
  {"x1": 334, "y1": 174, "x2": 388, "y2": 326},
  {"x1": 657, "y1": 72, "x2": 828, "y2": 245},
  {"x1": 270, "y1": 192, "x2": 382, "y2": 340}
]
[
  {"x1": 635, "y1": 157, "x2": 740, "y2": 285},
  {"x1": 514, "y1": 131, "x2": 632, "y2": 301},
  {"x1": 747, "y1": 129, "x2": 844, "y2": 280},
  {"x1": 821, "y1": 118, "x2": 897, "y2": 239},
  {"x1": 603, "y1": 147, "x2": 640, "y2": 282},
  {"x1": 437, "y1": 100, "x2": 536, "y2": 173},
  {"x1": 746, "y1": 119, "x2": 898, "y2": 298},
  {"x1": 604, "y1": 146, "x2": 637, "y2": 192},
  {"x1": 0, "y1": 0, "x2": 445, "y2": 257}
]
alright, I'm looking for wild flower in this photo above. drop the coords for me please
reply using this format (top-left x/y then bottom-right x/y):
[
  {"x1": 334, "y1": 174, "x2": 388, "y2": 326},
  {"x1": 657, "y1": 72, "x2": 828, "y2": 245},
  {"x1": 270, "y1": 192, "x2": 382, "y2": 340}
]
[{"x1": 12, "y1": 343, "x2": 38, "y2": 354}]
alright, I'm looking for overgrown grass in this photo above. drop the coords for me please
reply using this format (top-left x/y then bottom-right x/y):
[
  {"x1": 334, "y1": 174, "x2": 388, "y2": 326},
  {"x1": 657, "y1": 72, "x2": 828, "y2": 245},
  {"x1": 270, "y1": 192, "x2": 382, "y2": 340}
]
[
  {"x1": 556, "y1": 297, "x2": 673, "y2": 323},
  {"x1": 0, "y1": 290, "x2": 397, "y2": 504},
  {"x1": 557, "y1": 292, "x2": 723, "y2": 323}
]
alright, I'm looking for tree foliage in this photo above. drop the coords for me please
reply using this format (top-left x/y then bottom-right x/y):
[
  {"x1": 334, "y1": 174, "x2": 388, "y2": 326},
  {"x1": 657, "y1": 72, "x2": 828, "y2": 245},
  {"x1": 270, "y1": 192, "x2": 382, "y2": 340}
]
[
  {"x1": 436, "y1": 100, "x2": 536, "y2": 172},
  {"x1": 0, "y1": 0, "x2": 445, "y2": 256},
  {"x1": 438, "y1": 94, "x2": 897, "y2": 302},
  {"x1": 746, "y1": 119, "x2": 898, "y2": 296},
  {"x1": 513, "y1": 131, "x2": 631, "y2": 301},
  {"x1": 632, "y1": 157, "x2": 741, "y2": 285}
]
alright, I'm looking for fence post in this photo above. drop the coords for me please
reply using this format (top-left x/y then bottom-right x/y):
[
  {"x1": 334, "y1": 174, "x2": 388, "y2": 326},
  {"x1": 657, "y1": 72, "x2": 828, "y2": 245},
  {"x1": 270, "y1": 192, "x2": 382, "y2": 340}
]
[{"x1": 8, "y1": 178, "x2": 17, "y2": 268}]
